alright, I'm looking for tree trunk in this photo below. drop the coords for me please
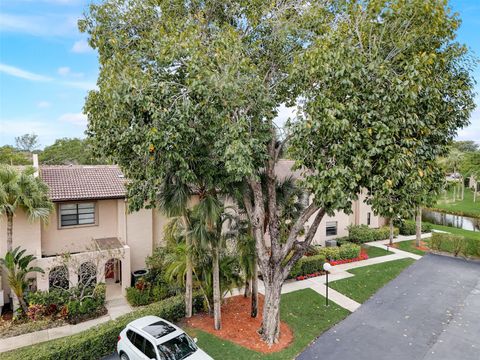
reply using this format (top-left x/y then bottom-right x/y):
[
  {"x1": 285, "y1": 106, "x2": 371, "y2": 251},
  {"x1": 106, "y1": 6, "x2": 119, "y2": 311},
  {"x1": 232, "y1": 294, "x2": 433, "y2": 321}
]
[
  {"x1": 251, "y1": 261, "x2": 258, "y2": 318},
  {"x1": 244, "y1": 278, "x2": 251, "y2": 298},
  {"x1": 389, "y1": 219, "x2": 394, "y2": 246},
  {"x1": 15, "y1": 292, "x2": 29, "y2": 314},
  {"x1": 415, "y1": 207, "x2": 422, "y2": 247},
  {"x1": 6, "y1": 212, "x2": 13, "y2": 252},
  {"x1": 260, "y1": 273, "x2": 283, "y2": 344},
  {"x1": 212, "y1": 246, "x2": 221, "y2": 330},
  {"x1": 185, "y1": 240, "x2": 193, "y2": 318},
  {"x1": 453, "y1": 182, "x2": 456, "y2": 201},
  {"x1": 461, "y1": 178, "x2": 464, "y2": 200},
  {"x1": 474, "y1": 188, "x2": 477, "y2": 203}
]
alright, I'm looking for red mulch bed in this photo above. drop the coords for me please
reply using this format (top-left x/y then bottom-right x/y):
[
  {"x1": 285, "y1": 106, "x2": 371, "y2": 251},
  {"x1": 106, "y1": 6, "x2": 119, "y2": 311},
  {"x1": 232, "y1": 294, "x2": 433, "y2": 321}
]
[{"x1": 185, "y1": 295, "x2": 293, "y2": 353}]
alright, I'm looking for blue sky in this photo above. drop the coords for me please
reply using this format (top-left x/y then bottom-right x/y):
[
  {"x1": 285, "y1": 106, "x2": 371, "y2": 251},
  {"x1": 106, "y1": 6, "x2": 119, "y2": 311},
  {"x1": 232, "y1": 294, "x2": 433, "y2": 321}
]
[{"x1": 0, "y1": 0, "x2": 479, "y2": 148}]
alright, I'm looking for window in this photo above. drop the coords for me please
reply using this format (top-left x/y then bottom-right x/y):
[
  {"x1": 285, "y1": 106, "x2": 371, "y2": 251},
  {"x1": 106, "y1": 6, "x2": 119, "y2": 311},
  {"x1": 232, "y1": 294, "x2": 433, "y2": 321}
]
[
  {"x1": 367, "y1": 212, "x2": 371, "y2": 226},
  {"x1": 59, "y1": 202, "x2": 95, "y2": 227},
  {"x1": 127, "y1": 330, "x2": 156, "y2": 358},
  {"x1": 131, "y1": 331, "x2": 145, "y2": 352},
  {"x1": 78, "y1": 262, "x2": 97, "y2": 288},
  {"x1": 325, "y1": 221, "x2": 337, "y2": 236},
  {"x1": 49, "y1": 265, "x2": 69, "y2": 290},
  {"x1": 144, "y1": 340, "x2": 157, "y2": 359},
  {"x1": 158, "y1": 334, "x2": 197, "y2": 360}
]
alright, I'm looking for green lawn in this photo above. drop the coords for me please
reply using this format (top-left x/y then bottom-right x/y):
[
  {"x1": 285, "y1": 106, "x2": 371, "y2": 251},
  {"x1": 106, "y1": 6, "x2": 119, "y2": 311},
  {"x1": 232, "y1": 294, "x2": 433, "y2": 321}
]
[
  {"x1": 362, "y1": 244, "x2": 393, "y2": 258},
  {"x1": 394, "y1": 240, "x2": 426, "y2": 255},
  {"x1": 187, "y1": 289, "x2": 350, "y2": 360},
  {"x1": 329, "y1": 258, "x2": 415, "y2": 303},
  {"x1": 432, "y1": 188, "x2": 480, "y2": 218}
]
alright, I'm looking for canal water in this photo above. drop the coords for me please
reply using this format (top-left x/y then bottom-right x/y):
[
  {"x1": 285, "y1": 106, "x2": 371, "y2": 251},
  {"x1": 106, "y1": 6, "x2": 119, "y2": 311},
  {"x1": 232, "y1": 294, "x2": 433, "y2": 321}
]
[{"x1": 422, "y1": 210, "x2": 479, "y2": 232}]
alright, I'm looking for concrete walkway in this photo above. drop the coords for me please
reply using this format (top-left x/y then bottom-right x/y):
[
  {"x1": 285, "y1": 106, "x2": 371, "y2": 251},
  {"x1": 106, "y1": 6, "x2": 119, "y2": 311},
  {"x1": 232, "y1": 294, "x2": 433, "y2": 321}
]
[{"x1": 0, "y1": 289, "x2": 132, "y2": 353}]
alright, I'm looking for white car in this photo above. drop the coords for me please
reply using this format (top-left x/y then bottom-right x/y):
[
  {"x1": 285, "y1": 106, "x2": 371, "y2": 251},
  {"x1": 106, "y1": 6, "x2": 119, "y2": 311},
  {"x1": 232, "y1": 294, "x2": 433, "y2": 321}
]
[{"x1": 117, "y1": 315, "x2": 213, "y2": 360}]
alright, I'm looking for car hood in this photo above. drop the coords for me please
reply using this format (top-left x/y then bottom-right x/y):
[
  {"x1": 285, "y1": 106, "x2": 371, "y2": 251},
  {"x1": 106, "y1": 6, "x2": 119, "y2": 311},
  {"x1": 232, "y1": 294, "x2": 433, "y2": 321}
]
[{"x1": 186, "y1": 348, "x2": 214, "y2": 360}]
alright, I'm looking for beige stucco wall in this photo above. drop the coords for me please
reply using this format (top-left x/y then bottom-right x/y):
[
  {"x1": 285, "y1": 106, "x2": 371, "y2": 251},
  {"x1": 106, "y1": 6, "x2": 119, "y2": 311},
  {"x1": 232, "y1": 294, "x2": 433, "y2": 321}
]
[
  {"x1": 0, "y1": 210, "x2": 42, "y2": 304},
  {"x1": 127, "y1": 208, "x2": 153, "y2": 271},
  {"x1": 152, "y1": 209, "x2": 170, "y2": 249},
  {"x1": 41, "y1": 199, "x2": 120, "y2": 256}
]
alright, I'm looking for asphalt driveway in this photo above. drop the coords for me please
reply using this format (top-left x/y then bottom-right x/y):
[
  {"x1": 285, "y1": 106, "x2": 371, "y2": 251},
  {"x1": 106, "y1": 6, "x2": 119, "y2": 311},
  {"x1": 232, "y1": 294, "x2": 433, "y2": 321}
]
[{"x1": 297, "y1": 253, "x2": 480, "y2": 360}]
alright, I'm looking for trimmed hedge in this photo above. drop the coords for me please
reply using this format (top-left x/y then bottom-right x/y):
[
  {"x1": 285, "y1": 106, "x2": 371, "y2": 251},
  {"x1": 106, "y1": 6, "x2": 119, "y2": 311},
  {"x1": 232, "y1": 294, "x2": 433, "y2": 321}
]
[
  {"x1": 289, "y1": 254, "x2": 326, "y2": 278},
  {"x1": 396, "y1": 220, "x2": 432, "y2": 236},
  {"x1": 347, "y1": 225, "x2": 398, "y2": 243},
  {"x1": 430, "y1": 233, "x2": 480, "y2": 257},
  {"x1": 3, "y1": 293, "x2": 205, "y2": 360},
  {"x1": 317, "y1": 243, "x2": 361, "y2": 261}
]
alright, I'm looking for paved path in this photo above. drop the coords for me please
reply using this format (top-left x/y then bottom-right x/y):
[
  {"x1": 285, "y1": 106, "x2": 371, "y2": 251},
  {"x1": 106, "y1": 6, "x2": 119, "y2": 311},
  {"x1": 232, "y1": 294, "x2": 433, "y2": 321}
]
[{"x1": 297, "y1": 254, "x2": 480, "y2": 360}]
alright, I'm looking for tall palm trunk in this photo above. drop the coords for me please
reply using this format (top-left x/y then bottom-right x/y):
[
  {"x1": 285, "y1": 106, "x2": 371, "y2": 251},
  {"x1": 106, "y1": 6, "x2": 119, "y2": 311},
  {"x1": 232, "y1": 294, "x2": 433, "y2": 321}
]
[
  {"x1": 251, "y1": 261, "x2": 258, "y2": 318},
  {"x1": 183, "y1": 215, "x2": 193, "y2": 318},
  {"x1": 185, "y1": 237, "x2": 193, "y2": 318},
  {"x1": 389, "y1": 219, "x2": 394, "y2": 245},
  {"x1": 212, "y1": 246, "x2": 221, "y2": 330},
  {"x1": 6, "y1": 212, "x2": 13, "y2": 252},
  {"x1": 244, "y1": 279, "x2": 251, "y2": 298},
  {"x1": 461, "y1": 178, "x2": 464, "y2": 200},
  {"x1": 415, "y1": 207, "x2": 422, "y2": 247}
]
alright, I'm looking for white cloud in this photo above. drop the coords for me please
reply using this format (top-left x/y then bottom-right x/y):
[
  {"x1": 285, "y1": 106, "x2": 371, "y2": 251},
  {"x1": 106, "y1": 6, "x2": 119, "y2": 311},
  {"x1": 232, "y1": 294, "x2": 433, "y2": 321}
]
[
  {"x1": 57, "y1": 66, "x2": 71, "y2": 76},
  {"x1": 57, "y1": 66, "x2": 84, "y2": 78},
  {"x1": 59, "y1": 112, "x2": 88, "y2": 126},
  {"x1": 0, "y1": 13, "x2": 79, "y2": 38},
  {"x1": 0, "y1": 63, "x2": 52, "y2": 82},
  {"x1": 71, "y1": 39, "x2": 93, "y2": 53},
  {"x1": 37, "y1": 101, "x2": 51, "y2": 109},
  {"x1": 0, "y1": 119, "x2": 57, "y2": 146}
]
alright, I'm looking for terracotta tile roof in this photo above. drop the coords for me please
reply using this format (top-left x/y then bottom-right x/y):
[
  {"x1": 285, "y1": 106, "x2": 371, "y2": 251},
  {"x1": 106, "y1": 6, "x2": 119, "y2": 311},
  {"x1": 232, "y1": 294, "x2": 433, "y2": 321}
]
[{"x1": 40, "y1": 165, "x2": 126, "y2": 202}]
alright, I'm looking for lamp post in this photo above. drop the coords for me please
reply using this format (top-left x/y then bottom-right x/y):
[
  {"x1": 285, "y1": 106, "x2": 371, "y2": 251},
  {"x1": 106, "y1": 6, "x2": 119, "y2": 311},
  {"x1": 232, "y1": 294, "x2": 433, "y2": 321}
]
[{"x1": 323, "y1": 262, "x2": 332, "y2": 306}]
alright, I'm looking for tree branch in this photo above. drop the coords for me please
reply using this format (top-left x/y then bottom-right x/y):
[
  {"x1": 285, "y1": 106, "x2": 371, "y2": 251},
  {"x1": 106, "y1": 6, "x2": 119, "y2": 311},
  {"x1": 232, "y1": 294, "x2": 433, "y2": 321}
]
[{"x1": 281, "y1": 201, "x2": 321, "y2": 259}]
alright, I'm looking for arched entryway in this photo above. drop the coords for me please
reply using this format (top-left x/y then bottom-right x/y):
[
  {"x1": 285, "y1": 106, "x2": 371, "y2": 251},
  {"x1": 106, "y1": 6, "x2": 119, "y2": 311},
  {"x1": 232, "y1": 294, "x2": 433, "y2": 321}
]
[{"x1": 105, "y1": 258, "x2": 122, "y2": 300}]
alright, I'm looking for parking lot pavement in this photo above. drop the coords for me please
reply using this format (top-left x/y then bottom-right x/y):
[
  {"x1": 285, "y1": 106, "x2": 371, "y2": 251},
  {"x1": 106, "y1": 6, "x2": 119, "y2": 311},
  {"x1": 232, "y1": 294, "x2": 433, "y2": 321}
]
[{"x1": 297, "y1": 254, "x2": 480, "y2": 360}]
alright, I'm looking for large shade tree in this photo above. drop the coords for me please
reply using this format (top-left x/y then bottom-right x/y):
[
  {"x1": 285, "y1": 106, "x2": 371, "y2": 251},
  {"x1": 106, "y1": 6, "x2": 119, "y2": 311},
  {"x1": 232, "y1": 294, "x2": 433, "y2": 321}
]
[{"x1": 82, "y1": 0, "x2": 475, "y2": 344}]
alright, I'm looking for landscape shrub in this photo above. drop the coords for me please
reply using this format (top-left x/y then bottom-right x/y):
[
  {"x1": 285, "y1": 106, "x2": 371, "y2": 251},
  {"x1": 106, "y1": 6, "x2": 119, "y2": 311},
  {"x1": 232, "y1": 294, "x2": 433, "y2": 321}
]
[
  {"x1": 348, "y1": 225, "x2": 398, "y2": 243},
  {"x1": 429, "y1": 233, "x2": 480, "y2": 257},
  {"x1": 126, "y1": 286, "x2": 152, "y2": 306},
  {"x1": 27, "y1": 283, "x2": 106, "y2": 323},
  {"x1": 288, "y1": 254, "x2": 326, "y2": 278},
  {"x1": 126, "y1": 283, "x2": 173, "y2": 307},
  {"x1": 2, "y1": 293, "x2": 205, "y2": 360},
  {"x1": 396, "y1": 220, "x2": 432, "y2": 235},
  {"x1": 316, "y1": 243, "x2": 360, "y2": 261}
]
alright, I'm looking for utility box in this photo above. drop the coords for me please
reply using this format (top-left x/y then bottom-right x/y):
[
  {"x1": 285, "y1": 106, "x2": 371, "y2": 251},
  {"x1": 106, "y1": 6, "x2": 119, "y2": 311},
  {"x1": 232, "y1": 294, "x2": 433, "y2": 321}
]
[{"x1": 325, "y1": 240, "x2": 337, "y2": 247}]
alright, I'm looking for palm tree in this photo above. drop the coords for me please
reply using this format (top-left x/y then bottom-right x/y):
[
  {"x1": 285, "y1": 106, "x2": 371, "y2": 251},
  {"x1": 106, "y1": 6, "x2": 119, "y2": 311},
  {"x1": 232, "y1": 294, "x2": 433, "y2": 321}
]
[
  {"x1": 0, "y1": 247, "x2": 44, "y2": 314},
  {"x1": 0, "y1": 165, "x2": 53, "y2": 252},
  {"x1": 190, "y1": 194, "x2": 227, "y2": 330},
  {"x1": 157, "y1": 175, "x2": 194, "y2": 317},
  {"x1": 446, "y1": 149, "x2": 464, "y2": 201}
]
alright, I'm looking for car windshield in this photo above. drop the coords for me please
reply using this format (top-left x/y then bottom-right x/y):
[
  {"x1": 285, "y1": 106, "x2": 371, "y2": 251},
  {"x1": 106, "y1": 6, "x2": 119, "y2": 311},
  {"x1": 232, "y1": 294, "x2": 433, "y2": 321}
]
[{"x1": 157, "y1": 333, "x2": 198, "y2": 360}]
